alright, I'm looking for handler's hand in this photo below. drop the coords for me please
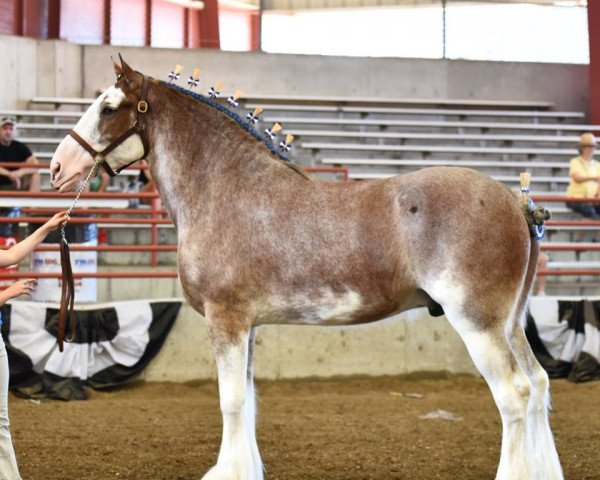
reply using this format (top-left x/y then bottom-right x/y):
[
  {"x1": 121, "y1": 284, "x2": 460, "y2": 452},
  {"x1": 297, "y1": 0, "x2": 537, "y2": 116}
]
[
  {"x1": 44, "y1": 211, "x2": 69, "y2": 231},
  {"x1": 5, "y1": 279, "x2": 36, "y2": 299}
]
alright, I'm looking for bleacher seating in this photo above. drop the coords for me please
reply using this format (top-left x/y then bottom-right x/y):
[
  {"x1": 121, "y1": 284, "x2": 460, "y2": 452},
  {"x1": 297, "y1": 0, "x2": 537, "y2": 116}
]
[{"x1": 2, "y1": 93, "x2": 599, "y2": 295}]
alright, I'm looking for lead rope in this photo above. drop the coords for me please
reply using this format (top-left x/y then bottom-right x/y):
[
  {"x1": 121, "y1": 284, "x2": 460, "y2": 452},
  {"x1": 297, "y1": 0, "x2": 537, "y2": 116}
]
[{"x1": 57, "y1": 157, "x2": 101, "y2": 352}]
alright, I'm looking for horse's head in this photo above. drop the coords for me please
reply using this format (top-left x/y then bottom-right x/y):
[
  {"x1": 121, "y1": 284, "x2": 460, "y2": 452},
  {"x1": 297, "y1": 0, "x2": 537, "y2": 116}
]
[{"x1": 50, "y1": 57, "x2": 149, "y2": 192}]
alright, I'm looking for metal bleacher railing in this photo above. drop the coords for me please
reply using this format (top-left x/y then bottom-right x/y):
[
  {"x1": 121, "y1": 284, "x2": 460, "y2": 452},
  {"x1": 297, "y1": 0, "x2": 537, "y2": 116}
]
[
  {"x1": 0, "y1": 163, "x2": 348, "y2": 280},
  {"x1": 0, "y1": 167, "x2": 597, "y2": 281},
  {"x1": 1, "y1": 94, "x2": 599, "y2": 289}
]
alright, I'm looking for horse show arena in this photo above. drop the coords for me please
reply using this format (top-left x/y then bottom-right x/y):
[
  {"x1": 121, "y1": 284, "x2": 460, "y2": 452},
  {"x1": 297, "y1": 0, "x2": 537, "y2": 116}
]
[
  {"x1": 1, "y1": 4, "x2": 600, "y2": 480},
  {"x1": 10, "y1": 376, "x2": 600, "y2": 480}
]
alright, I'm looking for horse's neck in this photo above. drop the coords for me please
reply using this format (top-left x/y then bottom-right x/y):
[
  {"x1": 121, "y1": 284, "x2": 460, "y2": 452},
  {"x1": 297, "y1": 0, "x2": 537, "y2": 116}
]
[{"x1": 145, "y1": 97, "x2": 304, "y2": 231}]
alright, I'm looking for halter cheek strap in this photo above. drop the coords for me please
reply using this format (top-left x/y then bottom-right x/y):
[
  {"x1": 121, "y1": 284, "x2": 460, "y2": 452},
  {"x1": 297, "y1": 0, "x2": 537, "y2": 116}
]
[{"x1": 67, "y1": 75, "x2": 150, "y2": 177}]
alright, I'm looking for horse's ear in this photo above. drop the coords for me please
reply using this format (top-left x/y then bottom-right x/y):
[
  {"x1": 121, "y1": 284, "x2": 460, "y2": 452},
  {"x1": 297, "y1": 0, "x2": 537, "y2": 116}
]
[
  {"x1": 116, "y1": 53, "x2": 135, "y2": 79},
  {"x1": 112, "y1": 56, "x2": 124, "y2": 80}
]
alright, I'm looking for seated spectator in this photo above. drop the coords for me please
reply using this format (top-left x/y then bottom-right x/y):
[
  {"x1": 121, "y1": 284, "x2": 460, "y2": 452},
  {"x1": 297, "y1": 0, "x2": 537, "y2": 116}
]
[
  {"x1": 138, "y1": 160, "x2": 161, "y2": 209},
  {"x1": 89, "y1": 172, "x2": 110, "y2": 193},
  {"x1": 0, "y1": 118, "x2": 40, "y2": 192},
  {"x1": 565, "y1": 132, "x2": 599, "y2": 219}
]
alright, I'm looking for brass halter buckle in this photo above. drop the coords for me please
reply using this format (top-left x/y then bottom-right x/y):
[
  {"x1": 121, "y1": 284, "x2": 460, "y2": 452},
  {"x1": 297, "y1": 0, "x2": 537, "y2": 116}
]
[{"x1": 137, "y1": 100, "x2": 148, "y2": 113}]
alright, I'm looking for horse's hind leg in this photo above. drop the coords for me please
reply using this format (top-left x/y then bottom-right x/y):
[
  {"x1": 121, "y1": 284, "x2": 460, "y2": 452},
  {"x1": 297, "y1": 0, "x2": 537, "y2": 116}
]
[
  {"x1": 202, "y1": 305, "x2": 262, "y2": 480},
  {"x1": 245, "y1": 327, "x2": 264, "y2": 479},
  {"x1": 507, "y1": 241, "x2": 562, "y2": 479},
  {"x1": 444, "y1": 305, "x2": 532, "y2": 480},
  {"x1": 509, "y1": 322, "x2": 563, "y2": 480}
]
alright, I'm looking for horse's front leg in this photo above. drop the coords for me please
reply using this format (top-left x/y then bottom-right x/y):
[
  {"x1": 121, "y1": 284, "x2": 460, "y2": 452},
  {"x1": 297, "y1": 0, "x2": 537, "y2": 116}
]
[{"x1": 202, "y1": 305, "x2": 262, "y2": 480}]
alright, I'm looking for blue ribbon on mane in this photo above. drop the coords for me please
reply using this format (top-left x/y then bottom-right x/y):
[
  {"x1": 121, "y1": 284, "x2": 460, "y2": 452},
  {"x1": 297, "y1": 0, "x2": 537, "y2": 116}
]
[
  {"x1": 524, "y1": 193, "x2": 546, "y2": 241},
  {"x1": 164, "y1": 82, "x2": 291, "y2": 163}
]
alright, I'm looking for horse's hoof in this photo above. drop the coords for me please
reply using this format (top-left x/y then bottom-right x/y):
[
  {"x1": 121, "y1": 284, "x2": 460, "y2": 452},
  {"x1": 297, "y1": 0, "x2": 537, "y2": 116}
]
[
  {"x1": 201, "y1": 463, "x2": 261, "y2": 480},
  {"x1": 201, "y1": 465, "x2": 234, "y2": 480}
]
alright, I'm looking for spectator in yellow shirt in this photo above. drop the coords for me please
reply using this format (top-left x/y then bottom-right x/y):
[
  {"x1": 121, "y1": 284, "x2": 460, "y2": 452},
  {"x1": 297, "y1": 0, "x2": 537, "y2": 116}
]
[{"x1": 565, "y1": 133, "x2": 599, "y2": 219}]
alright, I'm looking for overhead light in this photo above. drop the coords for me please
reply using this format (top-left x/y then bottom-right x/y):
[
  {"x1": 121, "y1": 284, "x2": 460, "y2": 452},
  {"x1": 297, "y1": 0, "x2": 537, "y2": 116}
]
[{"x1": 164, "y1": 0, "x2": 205, "y2": 9}]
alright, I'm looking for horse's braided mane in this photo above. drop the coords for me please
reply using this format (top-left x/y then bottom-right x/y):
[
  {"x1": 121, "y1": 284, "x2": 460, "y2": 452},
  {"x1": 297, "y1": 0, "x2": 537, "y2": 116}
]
[{"x1": 163, "y1": 82, "x2": 313, "y2": 180}]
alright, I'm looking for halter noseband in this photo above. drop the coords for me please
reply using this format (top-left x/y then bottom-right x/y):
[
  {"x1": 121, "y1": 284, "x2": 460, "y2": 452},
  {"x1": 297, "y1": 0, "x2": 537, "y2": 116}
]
[{"x1": 67, "y1": 75, "x2": 150, "y2": 177}]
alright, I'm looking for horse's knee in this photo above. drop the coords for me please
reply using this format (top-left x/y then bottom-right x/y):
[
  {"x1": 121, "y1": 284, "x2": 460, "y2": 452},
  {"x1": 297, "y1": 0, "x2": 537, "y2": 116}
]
[
  {"x1": 532, "y1": 368, "x2": 549, "y2": 394},
  {"x1": 497, "y1": 374, "x2": 530, "y2": 424},
  {"x1": 514, "y1": 372, "x2": 532, "y2": 409},
  {"x1": 529, "y1": 367, "x2": 551, "y2": 411}
]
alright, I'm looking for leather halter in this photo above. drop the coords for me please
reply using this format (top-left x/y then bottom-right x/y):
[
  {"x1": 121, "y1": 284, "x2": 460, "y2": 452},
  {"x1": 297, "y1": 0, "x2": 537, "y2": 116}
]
[
  {"x1": 56, "y1": 75, "x2": 150, "y2": 352},
  {"x1": 67, "y1": 75, "x2": 150, "y2": 177}
]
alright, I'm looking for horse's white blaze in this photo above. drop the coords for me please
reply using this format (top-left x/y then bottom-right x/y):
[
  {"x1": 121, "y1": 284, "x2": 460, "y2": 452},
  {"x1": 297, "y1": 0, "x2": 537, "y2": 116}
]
[
  {"x1": 76, "y1": 86, "x2": 125, "y2": 148},
  {"x1": 51, "y1": 86, "x2": 144, "y2": 190}
]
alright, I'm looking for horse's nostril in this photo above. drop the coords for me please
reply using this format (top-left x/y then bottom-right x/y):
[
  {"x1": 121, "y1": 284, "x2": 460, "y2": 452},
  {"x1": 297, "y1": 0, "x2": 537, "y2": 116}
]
[{"x1": 51, "y1": 162, "x2": 61, "y2": 181}]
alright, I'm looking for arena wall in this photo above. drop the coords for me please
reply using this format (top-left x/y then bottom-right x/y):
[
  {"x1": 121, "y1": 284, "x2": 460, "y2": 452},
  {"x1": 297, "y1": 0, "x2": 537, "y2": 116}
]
[
  {"x1": 141, "y1": 302, "x2": 478, "y2": 382},
  {"x1": 0, "y1": 34, "x2": 585, "y2": 380},
  {"x1": 0, "y1": 35, "x2": 590, "y2": 114},
  {"x1": 83, "y1": 271, "x2": 477, "y2": 381}
]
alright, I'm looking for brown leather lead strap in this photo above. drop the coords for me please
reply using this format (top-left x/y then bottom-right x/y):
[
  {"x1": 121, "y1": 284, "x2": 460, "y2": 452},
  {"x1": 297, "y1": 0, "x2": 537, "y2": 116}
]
[
  {"x1": 58, "y1": 238, "x2": 72, "y2": 351},
  {"x1": 58, "y1": 238, "x2": 76, "y2": 352},
  {"x1": 65, "y1": 240, "x2": 76, "y2": 343}
]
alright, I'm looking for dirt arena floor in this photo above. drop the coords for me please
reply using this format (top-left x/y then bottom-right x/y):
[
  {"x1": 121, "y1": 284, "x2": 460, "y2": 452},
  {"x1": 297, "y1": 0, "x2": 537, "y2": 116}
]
[{"x1": 8, "y1": 375, "x2": 600, "y2": 480}]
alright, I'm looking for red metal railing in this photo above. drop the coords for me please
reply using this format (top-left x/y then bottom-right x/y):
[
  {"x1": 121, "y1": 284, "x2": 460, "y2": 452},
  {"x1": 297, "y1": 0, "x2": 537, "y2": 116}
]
[
  {"x1": 0, "y1": 165, "x2": 598, "y2": 278},
  {"x1": 537, "y1": 270, "x2": 600, "y2": 276}
]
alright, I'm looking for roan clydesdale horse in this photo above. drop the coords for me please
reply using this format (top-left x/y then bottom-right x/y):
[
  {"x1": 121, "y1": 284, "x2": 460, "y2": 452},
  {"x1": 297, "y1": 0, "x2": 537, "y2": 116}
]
[{"x1": 50, "y1": 59, "x2": 563, "y2": 480}]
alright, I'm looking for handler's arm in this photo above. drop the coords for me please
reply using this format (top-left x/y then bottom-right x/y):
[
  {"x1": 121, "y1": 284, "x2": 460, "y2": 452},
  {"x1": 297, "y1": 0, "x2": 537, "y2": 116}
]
[{"x1": 0, "y1": 211, "x2": 68, "y2": 268}]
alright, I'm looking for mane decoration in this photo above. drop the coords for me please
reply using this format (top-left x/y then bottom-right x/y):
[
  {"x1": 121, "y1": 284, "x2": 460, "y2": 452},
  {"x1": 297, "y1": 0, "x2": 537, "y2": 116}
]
[{"x1": 164, "y1": 79, "x2": 293, "y2": 163}]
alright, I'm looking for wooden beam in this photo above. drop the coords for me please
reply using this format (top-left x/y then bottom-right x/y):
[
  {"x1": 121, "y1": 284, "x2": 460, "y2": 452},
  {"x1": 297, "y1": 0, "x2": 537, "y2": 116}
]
[
  {"x1": 13, "y1": 0, "x2": 23, "y2": 36},
  {"x1": 145, "y1": 0, "x2": 152, "y2": 47},
  {"x1": 22, "y1": 0, "x2": 41, "y2": 37},
  {"x1": 198, "y1": 0, "x2": 220, "y2": 49},
  {"x1": 589, "y1": 2, "x2": 600, "y2": 124},
  {"x1": 188, "y1": 9, "x2": 201, "y2": 48},
  {"x1": 250, "y1": 10, "x2": 260, "y2": 51},
  {"x1": 102, "y1": 0, "x2": 111, "y2": 44},
  {"x1": 183, "y1": 7, "x2": 189, "y2": 48},
  {"x1": 47, "y1": 0, "x2": 60, "y2": 39}
]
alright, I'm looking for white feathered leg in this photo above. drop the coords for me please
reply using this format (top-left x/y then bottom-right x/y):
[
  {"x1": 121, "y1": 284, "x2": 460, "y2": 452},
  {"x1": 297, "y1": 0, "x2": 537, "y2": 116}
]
[
  {"x1": 245, "y1": 328, "x2": 264, "y2": 479},
  {"x1": 445, "y1": 307, "x2": 532, "y2": 480},
  {"x1": 202, "y1": 308, "x2": 259, "y2": 480},
  {"x1": 509, "y1": 324, "x2": 563, "y2": 480}
]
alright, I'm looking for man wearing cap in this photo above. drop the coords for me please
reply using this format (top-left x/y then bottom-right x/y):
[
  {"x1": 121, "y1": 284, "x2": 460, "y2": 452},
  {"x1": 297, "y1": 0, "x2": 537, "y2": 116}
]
[
  {"x1": 0, "y1": 118, "x2": 40, "y2": 192},
  {"x1": 565, "y1": 132, "x2": 600, "y2": 219}
]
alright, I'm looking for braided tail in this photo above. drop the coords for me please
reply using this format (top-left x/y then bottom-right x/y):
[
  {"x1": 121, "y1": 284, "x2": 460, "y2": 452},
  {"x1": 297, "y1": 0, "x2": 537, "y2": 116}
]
[{"x1": 519, "y1": 172, "x2": 551, "y2": 241}]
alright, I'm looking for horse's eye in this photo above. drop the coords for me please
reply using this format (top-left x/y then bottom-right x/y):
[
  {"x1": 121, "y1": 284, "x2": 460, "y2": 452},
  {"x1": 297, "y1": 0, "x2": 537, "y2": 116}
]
[{"x1": 101, "y1": 107, "x2": 116, "y2": 115}]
